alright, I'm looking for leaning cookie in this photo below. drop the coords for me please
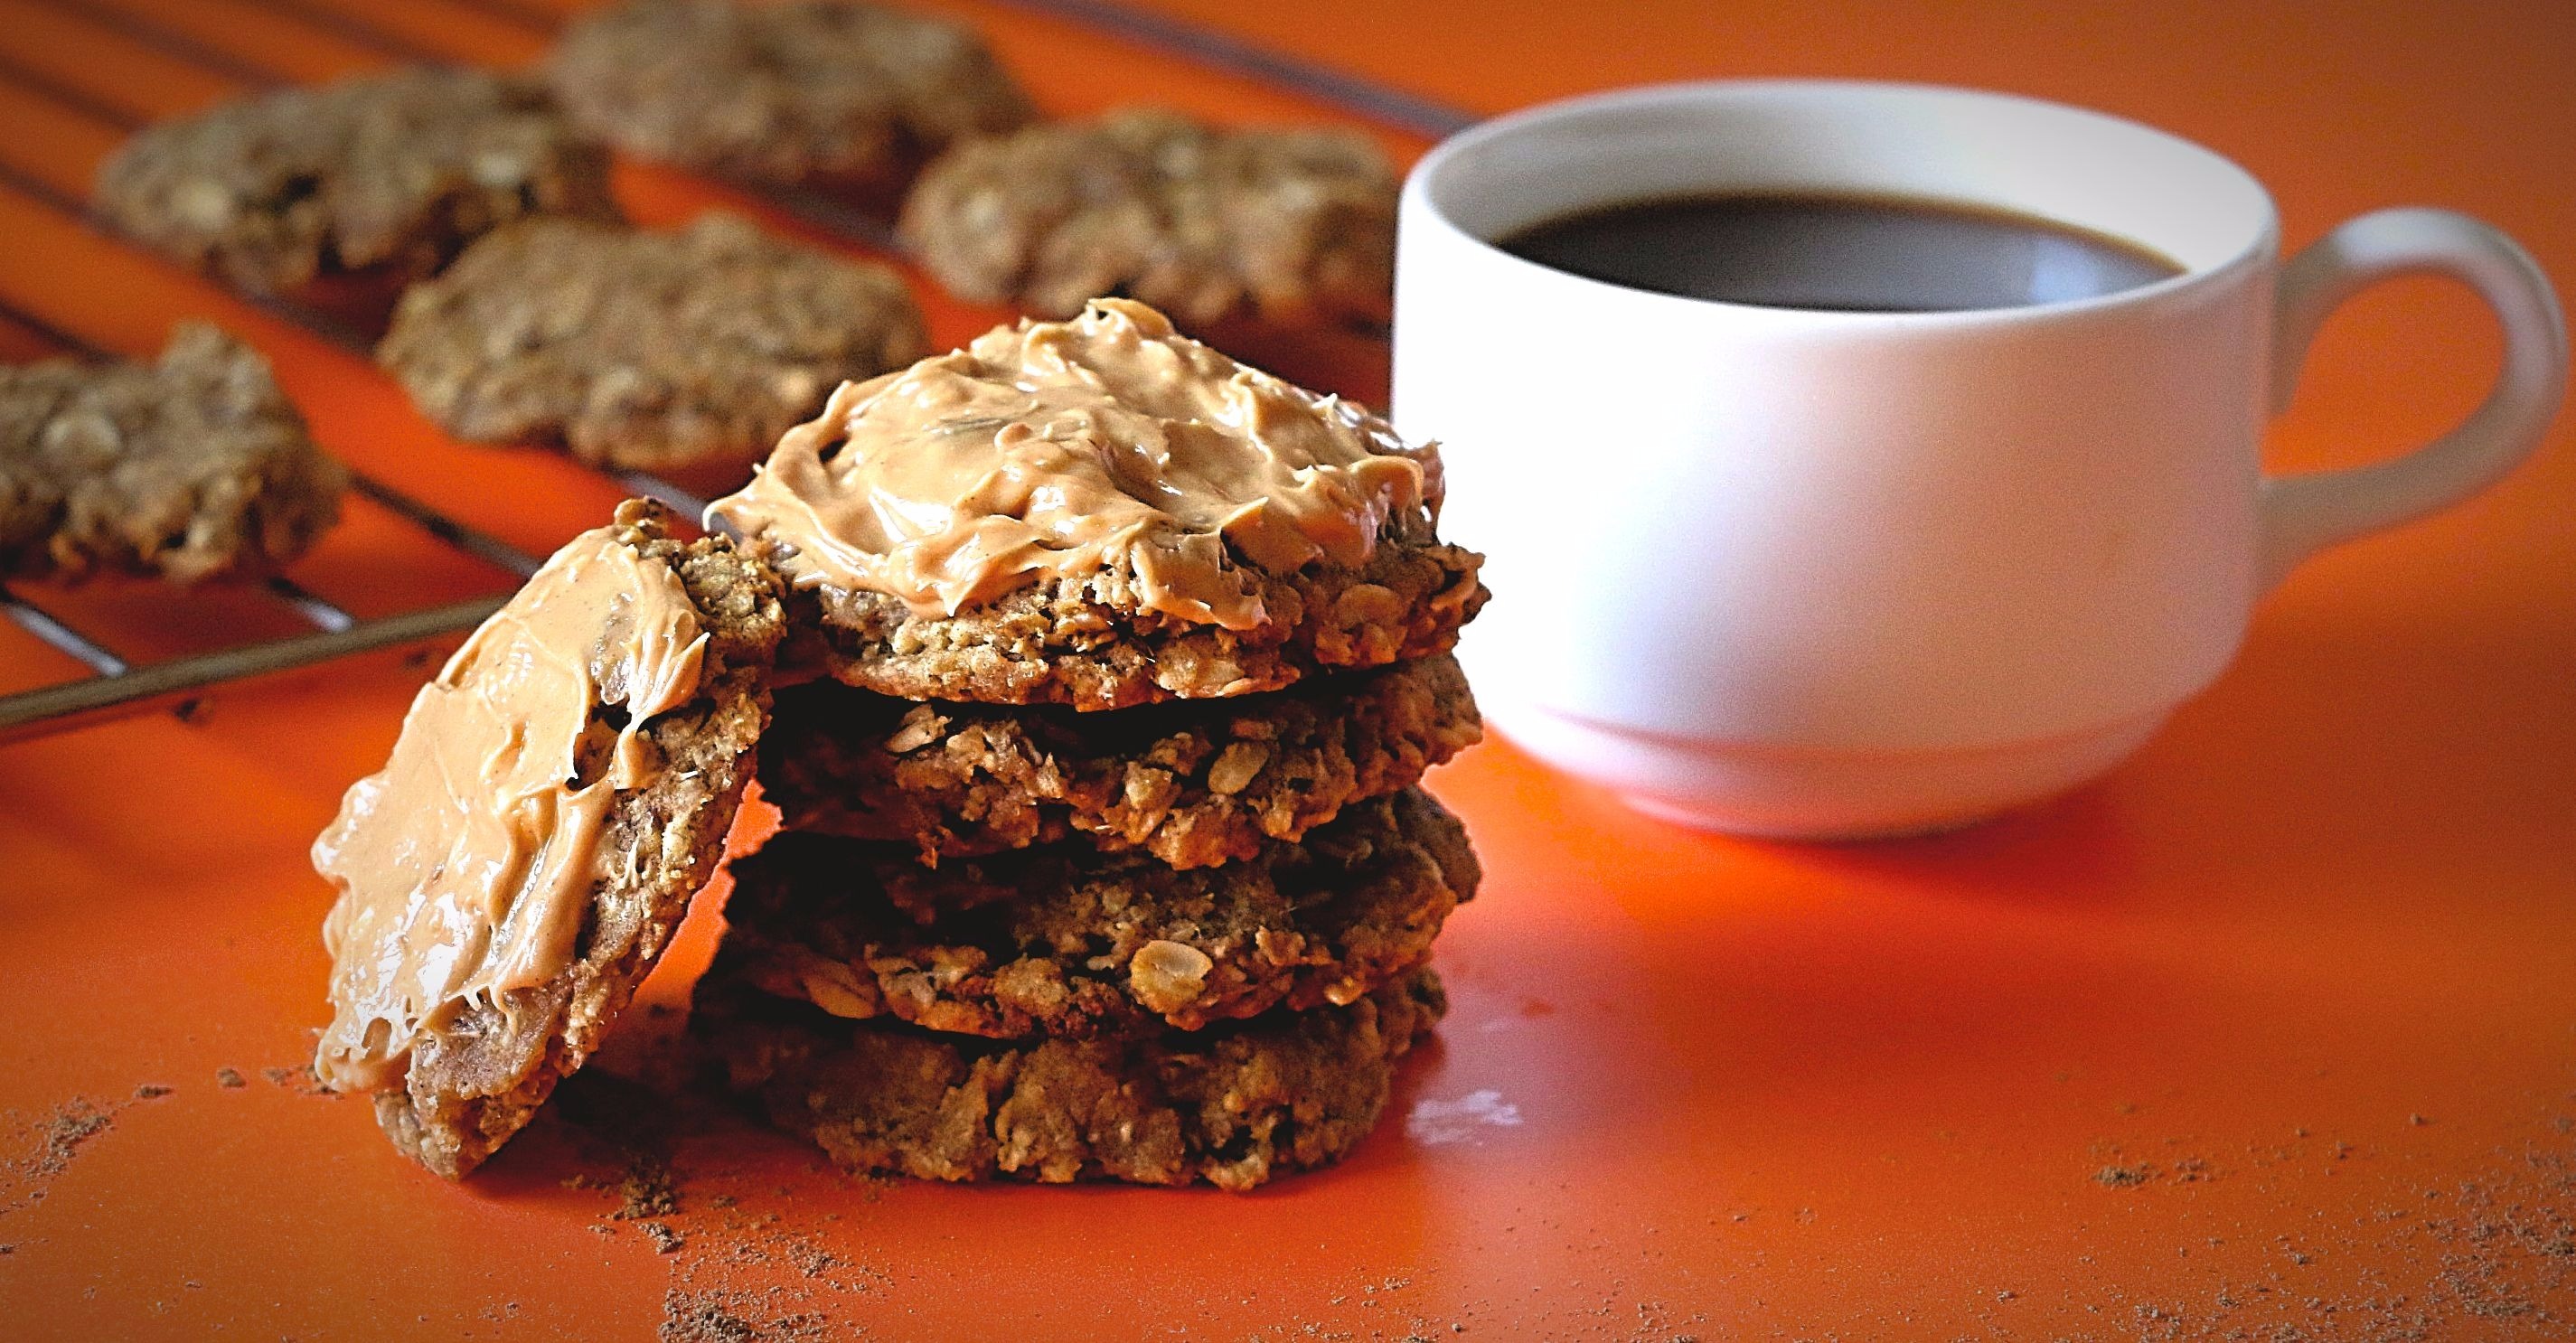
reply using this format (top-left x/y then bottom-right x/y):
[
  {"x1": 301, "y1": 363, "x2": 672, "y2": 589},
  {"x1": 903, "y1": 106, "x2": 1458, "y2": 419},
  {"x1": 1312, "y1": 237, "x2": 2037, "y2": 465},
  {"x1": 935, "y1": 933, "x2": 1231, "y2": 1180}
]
[
  {"x1": 95, "y1": 67, "x2": 617, "y2": 295},
  {"x1": 697, "y1": 962, "x2": 1443, "y2": 1189},
  {"x1": 902, "y1": 108, "x2": 1398, "y2": 327},
  {"x1": 377, "y1": 214, "x2": 926, "y2": 470},
  {"x1": 720, "y1": 788, "x2": 1478, "y2": 1038},
  {"x1": 548, "y1": 0, "x2": 1033, "y2": 191},
  {"x1": 311, "y1": 500, "x2": 784, "y2": 1179},
  {"x1": 763, "y1": 653, "x2": 1481, "y2": 869},
  {"x1": 708, "y1": 299, "x2": 1487, "y2": 709},
  {"x1": 0, "y1": 323, "x2": 345, "y2": 584}
]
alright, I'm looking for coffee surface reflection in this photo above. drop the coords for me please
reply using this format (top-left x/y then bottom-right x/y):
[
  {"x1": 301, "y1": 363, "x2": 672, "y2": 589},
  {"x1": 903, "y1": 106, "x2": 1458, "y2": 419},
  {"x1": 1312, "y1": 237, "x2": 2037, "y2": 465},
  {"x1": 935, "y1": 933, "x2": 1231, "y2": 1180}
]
[{"x1": 1498, "y1": 192, "x2": 2186, "y2": 312}]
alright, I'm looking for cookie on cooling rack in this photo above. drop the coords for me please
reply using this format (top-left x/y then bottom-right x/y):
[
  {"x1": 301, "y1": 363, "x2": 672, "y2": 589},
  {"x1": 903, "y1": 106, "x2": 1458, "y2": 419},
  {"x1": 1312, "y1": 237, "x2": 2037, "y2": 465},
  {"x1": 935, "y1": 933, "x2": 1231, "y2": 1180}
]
[
  {"x1": 0, "y1": 322, "x2": 345, "y2": 584},
  {"x1": 548, "y1": 0, "x2": 1034, "y2": 191},
  {"x1": 900, "y1": 108, "x2": 1400, "y2": 327},
  {"x1": 94, "y1": 67, "x2": 618, "y2": 295},
  {"x1": 376, "y1": 213, "x2": 926, "y2": 470}
]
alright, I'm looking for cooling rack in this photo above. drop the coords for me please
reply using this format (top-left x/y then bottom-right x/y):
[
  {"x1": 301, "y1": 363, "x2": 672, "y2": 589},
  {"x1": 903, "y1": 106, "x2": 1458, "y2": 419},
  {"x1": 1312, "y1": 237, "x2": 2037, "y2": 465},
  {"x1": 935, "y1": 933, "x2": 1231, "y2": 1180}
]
[{"x1": 0, "y1": 0, "x2": 1470, "y2": 745}]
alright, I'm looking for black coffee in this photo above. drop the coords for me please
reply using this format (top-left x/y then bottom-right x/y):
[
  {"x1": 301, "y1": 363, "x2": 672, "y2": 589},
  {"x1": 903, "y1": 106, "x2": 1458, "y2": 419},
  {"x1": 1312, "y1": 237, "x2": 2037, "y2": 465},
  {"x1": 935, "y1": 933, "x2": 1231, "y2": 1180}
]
[{"x1": 1497, "y1": 192, "x2": 2184, "y2": 313}]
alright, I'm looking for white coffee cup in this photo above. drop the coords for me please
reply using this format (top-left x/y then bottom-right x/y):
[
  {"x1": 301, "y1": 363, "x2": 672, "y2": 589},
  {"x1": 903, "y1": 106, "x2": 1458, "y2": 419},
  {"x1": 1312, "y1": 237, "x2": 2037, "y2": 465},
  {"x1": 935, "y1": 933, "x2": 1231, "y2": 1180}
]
[{"x1": 1392, "y1": 80, "x2": 2566, "y2": 840}]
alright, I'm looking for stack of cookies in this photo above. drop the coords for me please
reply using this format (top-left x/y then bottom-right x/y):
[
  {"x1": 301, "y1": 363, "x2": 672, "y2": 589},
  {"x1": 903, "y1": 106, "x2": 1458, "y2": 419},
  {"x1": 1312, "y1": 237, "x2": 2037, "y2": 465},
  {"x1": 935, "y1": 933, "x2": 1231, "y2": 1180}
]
[
  {"x1": 306, "y1": 298, "x2": 1489, "y2": 1189},
  {"x1": 691, "y1": 299, "x2": 1489, "y2": 1188}
]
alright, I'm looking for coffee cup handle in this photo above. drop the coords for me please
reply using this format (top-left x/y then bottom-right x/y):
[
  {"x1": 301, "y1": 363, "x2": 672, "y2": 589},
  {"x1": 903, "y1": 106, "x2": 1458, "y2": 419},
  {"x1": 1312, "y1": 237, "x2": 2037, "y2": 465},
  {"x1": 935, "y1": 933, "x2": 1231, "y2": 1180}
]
[{"x1": 2260, "y1": 207, "x2": 2568, "y2": 590}]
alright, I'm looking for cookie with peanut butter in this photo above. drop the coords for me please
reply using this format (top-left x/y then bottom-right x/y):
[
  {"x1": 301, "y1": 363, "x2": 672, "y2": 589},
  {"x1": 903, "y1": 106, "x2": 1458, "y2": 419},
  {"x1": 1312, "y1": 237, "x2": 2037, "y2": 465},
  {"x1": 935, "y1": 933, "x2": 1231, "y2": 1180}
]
[
  {"x1": 94, "y1": 67, "x2": 618, "y2": 296},
  {"x1": 901, "y1": 108, "x2": 1399, "y2": 327},
  {"x1": 0, "y1": 323, "x2": 345, "y2": 584},
  {"x1": 762, "y1": 653, "x2": 1480, "y2": 869},
  {"x1": 719, "y1": 788, "x2": 1477, "y2": 1038},
  {"x1": 310, "y1": 500, "x2": 785, "y2": 1179},
  {"x1": 707, "y1": 299, "x2": 1487, "y2": 709},
  {"x1": 694, "y1": 961, "x2": 1443, "y2": 1189},
  {"x1": 376, "y1": 214, "x2": 926, "y2": 470},
  {"x1": 547, "y1": 0, "x2": 1033, "y2": 192}
]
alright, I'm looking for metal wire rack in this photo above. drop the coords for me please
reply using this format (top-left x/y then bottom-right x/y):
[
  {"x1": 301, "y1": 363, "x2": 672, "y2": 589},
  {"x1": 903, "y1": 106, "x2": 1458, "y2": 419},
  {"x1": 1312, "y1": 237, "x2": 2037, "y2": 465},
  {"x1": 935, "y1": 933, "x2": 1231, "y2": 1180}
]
[{"x1": 0, "y1": 0, "x2": 1471, "y2": 745}]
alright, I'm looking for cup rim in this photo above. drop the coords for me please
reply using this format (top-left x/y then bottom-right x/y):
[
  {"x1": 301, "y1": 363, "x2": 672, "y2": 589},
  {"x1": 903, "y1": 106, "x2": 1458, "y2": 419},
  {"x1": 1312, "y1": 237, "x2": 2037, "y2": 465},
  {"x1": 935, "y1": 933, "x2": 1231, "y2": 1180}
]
[{"x1": 1402, "y1": 77, "x2": 2282, "y2": 325}]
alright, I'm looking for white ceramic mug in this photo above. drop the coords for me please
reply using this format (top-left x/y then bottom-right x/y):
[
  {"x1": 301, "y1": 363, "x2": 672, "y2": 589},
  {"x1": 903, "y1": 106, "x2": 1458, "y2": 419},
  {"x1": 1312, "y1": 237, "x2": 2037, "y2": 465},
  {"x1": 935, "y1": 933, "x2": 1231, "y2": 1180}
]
[{"x1": 1392, "y1": 80, "x2": 2566, "y2": 840}]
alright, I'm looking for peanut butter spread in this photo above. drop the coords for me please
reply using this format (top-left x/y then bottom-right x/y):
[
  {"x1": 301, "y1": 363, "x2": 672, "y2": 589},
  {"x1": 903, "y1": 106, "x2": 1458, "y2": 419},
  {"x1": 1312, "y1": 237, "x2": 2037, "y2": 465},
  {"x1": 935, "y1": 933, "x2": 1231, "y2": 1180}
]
[
  {"x1": 312, "y1": 526, "x2": 708, "y2": 1093},
  {"x1": 705, "y1": 298, "x2": 1434, "y2": 631}
]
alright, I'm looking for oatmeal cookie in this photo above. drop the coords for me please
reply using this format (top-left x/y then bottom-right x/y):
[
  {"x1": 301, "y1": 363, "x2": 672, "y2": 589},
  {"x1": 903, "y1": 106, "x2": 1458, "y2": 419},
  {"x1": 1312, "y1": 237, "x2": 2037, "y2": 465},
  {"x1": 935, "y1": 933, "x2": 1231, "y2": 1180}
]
[
  {"x1": 0, "y1": 323, "x2": 345, "y2": 583},
  {"x1": 901, "y1": 108, "x2": 1398, "y2": 326},
  {"x1": 783, "y1": 539, "x2": 1484, "y2": 709},
  {"x1": 720, "y1": 788, "x2": 1478, "y2": 1038},
  {"x1": 311, "y1": 500, "x2": 785, "y2": 1179},
  {"x1": 762, "y1": 653, "x2": 1481, "y2": 869},
  {"x1": 709, "y1": 300, "x2": 1486, "y2": 709},
  {"x1": 94, "y1": 67, "x2": 618, "y2": 295},
  {"x1": 376, "y1": 214, "x2": 926, "y2": 470},
  {"x1": 548, "y1": 0, "x2": 1033, "y2": 189},
  {"x1": 696, "y1": 962, "x2": 1444, "y2": 1189}
]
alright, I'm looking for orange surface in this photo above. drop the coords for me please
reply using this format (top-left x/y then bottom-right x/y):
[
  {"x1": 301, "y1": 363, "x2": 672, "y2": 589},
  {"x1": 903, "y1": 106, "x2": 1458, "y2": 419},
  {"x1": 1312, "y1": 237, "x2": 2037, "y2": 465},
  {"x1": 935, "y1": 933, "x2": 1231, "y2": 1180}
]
[{"x1": 2, "y1": 1, "x2": 2572, "y2": 1338}]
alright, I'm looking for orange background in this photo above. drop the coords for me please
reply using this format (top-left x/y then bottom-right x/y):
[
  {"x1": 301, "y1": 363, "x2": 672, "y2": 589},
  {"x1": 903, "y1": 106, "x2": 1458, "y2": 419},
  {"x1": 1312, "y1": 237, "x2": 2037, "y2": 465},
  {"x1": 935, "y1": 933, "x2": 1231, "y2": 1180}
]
[{"x1": 2, "y1": 1, "x2": 2571, "y2": 1338}]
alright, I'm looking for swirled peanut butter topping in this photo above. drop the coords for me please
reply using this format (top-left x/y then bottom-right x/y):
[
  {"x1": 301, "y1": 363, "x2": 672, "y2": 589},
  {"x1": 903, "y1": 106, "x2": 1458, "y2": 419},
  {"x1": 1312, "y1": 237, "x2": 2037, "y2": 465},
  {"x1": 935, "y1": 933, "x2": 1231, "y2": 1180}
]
[
  {"x1": 705, "y1": 298, "x2": 1434, "y2": 631},
  {"x1": 312, "y1": 526, "x2": 708, "y2": 1094}
]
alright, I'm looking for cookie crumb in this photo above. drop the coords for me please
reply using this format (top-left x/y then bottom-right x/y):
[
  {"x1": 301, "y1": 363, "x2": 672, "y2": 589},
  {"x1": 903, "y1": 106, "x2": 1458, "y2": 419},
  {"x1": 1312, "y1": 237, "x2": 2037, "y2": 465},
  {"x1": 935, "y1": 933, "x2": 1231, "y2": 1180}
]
[
  {"x1": 34, "y1": 1100, "x2": 114, "y2": 1178},
  {"x1": 260, "y1": 1064, "x2": 332, "y2": 1095},
  {"x1": 216, "y1": 1068, "x2": 246, "y2": 1088},
  {"x1": 615, "y1": 1160, "x2": 679, "y2": 1221},
  {"x1": 656, "y1": 1287, "x2": 827, "y2": 1343},
  {"x1": 134, "y1": 1084, "x2": 174, "y2": 1100},
  {"x1": 788, "y1": 1241, "x2": 841, "y2": 1279},
  {"x1": 2095, "y1": 1163, "x2": 2153, "y2": 1188}
]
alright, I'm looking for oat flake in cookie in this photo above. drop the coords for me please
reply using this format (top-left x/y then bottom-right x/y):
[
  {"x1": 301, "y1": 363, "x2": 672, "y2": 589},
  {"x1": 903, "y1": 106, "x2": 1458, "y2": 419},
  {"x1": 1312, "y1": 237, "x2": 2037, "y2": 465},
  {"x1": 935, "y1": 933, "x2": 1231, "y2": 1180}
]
[
  {"x1": 548, "y1": 0, "x2": 1034, "y2": 191},
  {"x1": 95, "y1": 67, "x2": 618, "y2": 296},
  {"x1": 311, "y1": 500, "x2": 783, "y2": 1179},
  {"x1": 0, "y1": 323, "x2": 345, "y2": 584},
  {"x1": 706, "y1": 298, "x2": 1487, "y2": 709},
  {"x1": 377, "y1": 214, "x2": 926, "y2": 471},
  {"x1": 902, "y1": 108, "x2": 1400, "y2": 327}
]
